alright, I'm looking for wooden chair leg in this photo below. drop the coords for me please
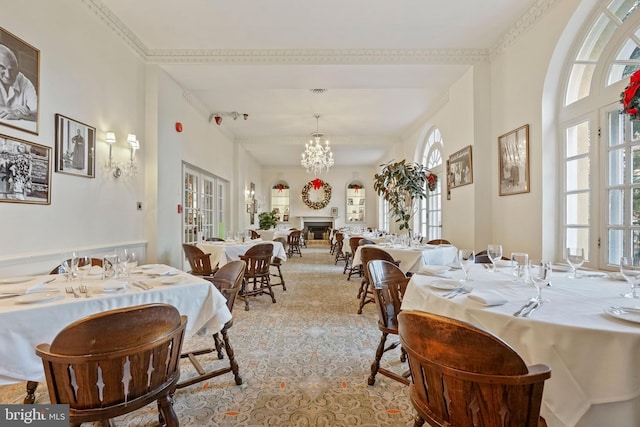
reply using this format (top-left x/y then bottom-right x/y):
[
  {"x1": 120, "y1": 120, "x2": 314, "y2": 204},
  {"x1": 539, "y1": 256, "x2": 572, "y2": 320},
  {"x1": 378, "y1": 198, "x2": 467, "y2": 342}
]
[
  {"x1": 157, "y1": 394, "x2": 179, "y2": 427},
  {"x1": 213, "y1": 332, "x2": 224, "y2": 359},
  {"x1": 368, "y1": 332, "x2": 388, "y2": 385},
  {"x1": 220, "y1": 327, "x2": 243, "y2": 385}
]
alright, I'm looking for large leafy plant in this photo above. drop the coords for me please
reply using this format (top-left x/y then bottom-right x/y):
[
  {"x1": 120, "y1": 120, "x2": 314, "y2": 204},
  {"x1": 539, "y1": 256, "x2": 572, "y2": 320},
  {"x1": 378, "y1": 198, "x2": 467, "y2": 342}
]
[
  {"x1": 258, "y1": 210, "x2": 279, "y2": 230},
  {"x1": 373, "y1": 160, "x2": 433, "y2": 237}
]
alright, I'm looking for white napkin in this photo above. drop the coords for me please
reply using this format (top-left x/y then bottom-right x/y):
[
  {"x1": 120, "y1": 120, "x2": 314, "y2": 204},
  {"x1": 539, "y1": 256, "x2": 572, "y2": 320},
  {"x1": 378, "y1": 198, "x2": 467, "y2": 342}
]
[
  {"x1": 416, "y1": 265, "x2": 451, "y2": 275},
  {"x1": 494, "y1": 259, "x2": 511, "y2": 268},
  {"x1": 467, "y1": 290, "x2": 508, "y2": 306},
  {"x1": 252, "y1": 238, "x2": 263, "y2": 242},
  {"x1": 100, "y1": 281, "x2": 127, "y2": 293},
  {"x1": 146, "y1": 267, "x2": 179, "y2": 276}
]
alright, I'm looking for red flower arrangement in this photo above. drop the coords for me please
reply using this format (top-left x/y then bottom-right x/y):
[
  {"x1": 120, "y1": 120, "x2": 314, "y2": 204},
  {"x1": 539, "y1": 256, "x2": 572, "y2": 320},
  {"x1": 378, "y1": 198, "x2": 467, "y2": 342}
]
[
  {"x1": 621, "y1": 69, "x2": 640, "y2": 119},
  {"x1": 427, "y1": 172, "x2": 438, "y2": 191}
]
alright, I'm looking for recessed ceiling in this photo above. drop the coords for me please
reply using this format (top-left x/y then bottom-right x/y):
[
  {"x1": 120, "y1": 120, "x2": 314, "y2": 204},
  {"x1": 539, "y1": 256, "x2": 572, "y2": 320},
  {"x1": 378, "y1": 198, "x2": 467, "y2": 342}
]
[{"x1": 90, "y1": 0, "x2": 543, "y2": 167}]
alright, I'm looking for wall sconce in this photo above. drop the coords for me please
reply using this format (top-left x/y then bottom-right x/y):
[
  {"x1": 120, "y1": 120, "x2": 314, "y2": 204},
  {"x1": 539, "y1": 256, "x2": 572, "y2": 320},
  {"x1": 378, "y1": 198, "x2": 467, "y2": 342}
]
[
  {"x1": 245, "y1": 185, "x2": 256, "y2": 214},
  {"x1": 104, "y1": 131, "x2": 141, "y2": 178}
]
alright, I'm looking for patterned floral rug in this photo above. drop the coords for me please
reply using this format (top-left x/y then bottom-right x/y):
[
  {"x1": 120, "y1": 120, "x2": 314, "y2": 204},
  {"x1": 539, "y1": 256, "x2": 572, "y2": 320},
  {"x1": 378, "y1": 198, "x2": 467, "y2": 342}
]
[{"x1": 0, "y1": 247, "x2": 414, "y2": 426}]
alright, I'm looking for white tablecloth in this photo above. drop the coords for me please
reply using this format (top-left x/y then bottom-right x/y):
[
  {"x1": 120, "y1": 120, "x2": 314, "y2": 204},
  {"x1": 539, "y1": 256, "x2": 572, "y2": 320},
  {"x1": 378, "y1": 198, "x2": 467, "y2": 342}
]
[
  {"x1": 352, "y1": 243, "x2": 458, "y2": 273},
  {"x1": 0, "y1": 266, "x2": 231, "y2": 385},
  {"x1": 197, "y1": 240, "x2": 287, "y2": 267},
  {"x1": 255, "y1": 229, "x2": 291, "y2": 241},
  {"x1": 401, "y1": 265, "x2": 640, "y2": 427}
]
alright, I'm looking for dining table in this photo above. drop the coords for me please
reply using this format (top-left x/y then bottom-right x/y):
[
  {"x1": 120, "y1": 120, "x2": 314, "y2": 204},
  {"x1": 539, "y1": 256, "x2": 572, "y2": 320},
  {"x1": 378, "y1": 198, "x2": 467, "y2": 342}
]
[
  {"x1": 351, "y1": 242, "x2": 458, "y2": 274},
  {"x1": 0, "y1": 264, "x2": 232, "y2": 403},
  {"x1": 255, "y1": 229, "x2": 292, "y2": 242},
  {"x1": 400, "y1": 263, "x2": 640, "y2": 427},
  {"x1": 197, "y1": 239, "x2": 287, "y2": 268}
]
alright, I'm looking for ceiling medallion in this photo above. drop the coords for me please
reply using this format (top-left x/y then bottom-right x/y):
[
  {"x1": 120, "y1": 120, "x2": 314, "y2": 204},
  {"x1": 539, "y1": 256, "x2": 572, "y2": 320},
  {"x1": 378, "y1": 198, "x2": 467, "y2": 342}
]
[{"x1": 302, "y1": 178, "x2": 332, "y2": 210}]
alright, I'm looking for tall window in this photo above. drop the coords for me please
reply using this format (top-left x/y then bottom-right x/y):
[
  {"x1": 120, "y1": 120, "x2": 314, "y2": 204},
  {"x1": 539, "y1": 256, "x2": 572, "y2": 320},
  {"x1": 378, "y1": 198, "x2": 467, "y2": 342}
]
[
  {"x1": 561, "y1": 2, "x2": 640, "y2": 268},
  {"x1": 418, "y1": 128, "x2": 443, "y2": 240}
]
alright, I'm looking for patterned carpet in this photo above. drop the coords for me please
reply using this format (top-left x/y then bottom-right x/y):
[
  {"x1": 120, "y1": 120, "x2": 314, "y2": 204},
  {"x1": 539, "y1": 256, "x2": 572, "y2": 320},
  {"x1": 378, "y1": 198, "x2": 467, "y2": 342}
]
[{"x1": 0, "y1": 247, "x2": 415, "y2": 426}]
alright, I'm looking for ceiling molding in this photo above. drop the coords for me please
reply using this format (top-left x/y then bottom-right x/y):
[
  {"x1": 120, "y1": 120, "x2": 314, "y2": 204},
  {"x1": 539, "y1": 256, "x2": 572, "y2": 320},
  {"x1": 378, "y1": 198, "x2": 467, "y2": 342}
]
[
  {"x1": 146, "y1": 48, "x2": 489, "y2": 65},
  {"x1": 490, "y1": 0, "x2": 560, "y2": 59},
  {"x1": 83, "y1": 0, "x2": 149, "y2": 58},
  {"x1": 236, "y1": 135, "x2": 398, "y2": 146}
]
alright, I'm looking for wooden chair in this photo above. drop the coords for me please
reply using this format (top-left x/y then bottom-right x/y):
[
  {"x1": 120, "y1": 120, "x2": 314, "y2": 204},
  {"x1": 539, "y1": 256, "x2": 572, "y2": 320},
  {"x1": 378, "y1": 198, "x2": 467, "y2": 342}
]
[
  {"x1": 250, "y1": 229, "x2": 261, "y2": 239},
  {"x1": 269, "y1": 237, "x2": 287, "y2": 291},
  {"x1": 182, "y1": 243, "x2": 218, "y2": 283},
  {"x1": 398, "y1": 311, "x2": 551, "y2": 427},
  {"x1": 206, "y1": 237, "x2": 225, "y2": 242},
  {"x1": 49, "y1": 257, "x2": 102, "y2": 275},
  {"x1": 357, "y1": 246, "x2": 400, "y2": 314},
  {"x1": 343, "y1": 236, "x2": 363, "y2": 280},
  {"x1": 287, "y1": 229, "x2": 303, "y2": 257},
  {"x1": 366, "y1": 260, "x2": 410, "y2": 386},
  {"x1": 36, "y1": 304, "x2": 187, "y2": 427},
  {"x1": 239, "y1": 243, "x2": 276, "y2": 310},
  {"x1": 178, "y1": 261, "x2": 245, "y2": 389},
  {"x1": 426, "y1": 239, "x2": 451, "y2": 245},
  {"x1": 334, "y1": 232, "x2": 348, "y2": 265}
]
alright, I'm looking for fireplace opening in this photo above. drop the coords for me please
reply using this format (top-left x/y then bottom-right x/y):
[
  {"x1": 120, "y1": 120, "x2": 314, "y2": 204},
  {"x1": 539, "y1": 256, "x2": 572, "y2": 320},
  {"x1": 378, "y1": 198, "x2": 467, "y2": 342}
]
[{"x1": 305, "y1": 222, "x2": 332, "y2": 240}]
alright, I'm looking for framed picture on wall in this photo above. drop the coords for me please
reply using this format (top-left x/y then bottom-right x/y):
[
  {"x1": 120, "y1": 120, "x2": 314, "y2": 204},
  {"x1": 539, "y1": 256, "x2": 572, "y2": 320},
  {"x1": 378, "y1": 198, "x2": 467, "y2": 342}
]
[
  {"x1": 330, "y1": 207, "x2": 338, "y2": 217},
  {"x1": 498, "y1": 124, "x2": 530, "y2": 196},
  {"x1": 0, "y1": 26, "x2": 40, "y2": 135},
  {"x1": 448, "y1": 145, "x2": 473, "y2": 189},
  {"x1": 0, "y1": 133, "x2": 51, "y2": 204},
  {"x1": 54, "y1": 114, "x2": 96, "y2": 178}
]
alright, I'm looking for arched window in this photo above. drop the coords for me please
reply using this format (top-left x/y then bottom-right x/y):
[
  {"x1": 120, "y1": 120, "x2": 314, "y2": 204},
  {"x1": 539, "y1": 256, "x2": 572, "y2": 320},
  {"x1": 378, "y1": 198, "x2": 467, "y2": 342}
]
[
  {"x1": 561, "y1": 2, "x2": 640, "y2": 268},
  {"x1": 417, "y1": 128, "x2": 444, "y2": 241}
]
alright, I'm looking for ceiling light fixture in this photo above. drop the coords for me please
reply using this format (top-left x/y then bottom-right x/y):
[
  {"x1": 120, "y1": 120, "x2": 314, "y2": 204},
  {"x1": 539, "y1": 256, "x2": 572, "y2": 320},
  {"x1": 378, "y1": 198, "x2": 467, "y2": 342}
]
[{"x1": 301, "y1": 114, "x2": 334, "y2": 174}]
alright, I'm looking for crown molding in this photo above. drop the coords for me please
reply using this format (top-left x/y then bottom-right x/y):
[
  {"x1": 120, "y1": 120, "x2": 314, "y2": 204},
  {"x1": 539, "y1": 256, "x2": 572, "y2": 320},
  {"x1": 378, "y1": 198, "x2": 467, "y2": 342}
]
[
  {"x1": 490, "y1": 0, "x2": 560, "y2": 59},
  {"x1": 146, "y1": 48, "x2": 489, "y2": 65},
  {"x1": 236, "y1": 135, "x2": 398, "y2": 146}
]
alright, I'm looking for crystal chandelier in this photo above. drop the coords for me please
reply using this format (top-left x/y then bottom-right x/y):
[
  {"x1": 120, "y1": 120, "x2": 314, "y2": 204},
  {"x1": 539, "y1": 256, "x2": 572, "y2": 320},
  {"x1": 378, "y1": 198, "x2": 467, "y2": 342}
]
[{"x1": 301, "y1": 114, "x2": 334, "y2": 174}]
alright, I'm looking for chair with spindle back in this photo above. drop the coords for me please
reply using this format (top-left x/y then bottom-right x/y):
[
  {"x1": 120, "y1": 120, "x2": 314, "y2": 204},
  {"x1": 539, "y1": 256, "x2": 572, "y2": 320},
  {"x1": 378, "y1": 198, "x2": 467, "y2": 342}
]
[
  {"x1": 398, "y1": 310, "x2": 551, "y2": 427},
  {"x1": 36, "y1": 303, "x2": 187, "y2": 427},
  {"x1": 239, "y1": 243, "x2": 276, "y2": 310},
  {"x1": 182, "y1": 243, "x2": 218, "y2": 283},
  {"x1": 357, "y1": 246, "x2": 400, "y2": 314}
]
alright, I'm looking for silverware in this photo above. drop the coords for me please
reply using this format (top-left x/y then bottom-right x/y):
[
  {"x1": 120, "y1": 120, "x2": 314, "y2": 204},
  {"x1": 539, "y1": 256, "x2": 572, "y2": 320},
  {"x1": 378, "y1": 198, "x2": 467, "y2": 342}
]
[
  {"x1": 131, "y1": 281, "x2": 152, "y2": 290},
  {"x1": 444, "y1": 285, "x2": 472, "y2": 299},
  {"x1": 65, "y1": 286, "x2": 80, "y2": 298},
  {"x1": 79, "y1": 285, "x2": 90, "y2": 298},
  {"x1": 44, "y1": 277, "x2": 56, "y2": 284},
  {"x1": 0, "y1": 293, "x2": 20, "y2": 299},
  {"x1": 523, "y1": 301, "x2": 541, "y2": 317},
  {"x1": 513, "y1": 299, "x2": 535, "y2": 317}
]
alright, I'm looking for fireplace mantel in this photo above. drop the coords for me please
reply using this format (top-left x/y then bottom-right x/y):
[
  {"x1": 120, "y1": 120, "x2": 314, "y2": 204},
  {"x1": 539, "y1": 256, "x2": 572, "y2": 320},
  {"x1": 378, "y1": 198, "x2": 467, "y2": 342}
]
[{"x1": 297, "y1": 216, "x2": 335, "y2": 228}]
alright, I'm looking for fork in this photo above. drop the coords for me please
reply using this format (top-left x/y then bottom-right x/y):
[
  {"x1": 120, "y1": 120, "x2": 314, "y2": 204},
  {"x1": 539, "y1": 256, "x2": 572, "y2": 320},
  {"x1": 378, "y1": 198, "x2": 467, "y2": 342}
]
[
  {"x1": 65, "y1": 286, "x2": 80, "y2": 298},
  {"x1": 513, "y1": 299, "x2": 536, "y2": 317},
  {"x1": 79, "y1": 285, "x2": 90, "y2": 298},
  {"x1": 444, "y1": 285, "x2": 472, "y2": 298}
]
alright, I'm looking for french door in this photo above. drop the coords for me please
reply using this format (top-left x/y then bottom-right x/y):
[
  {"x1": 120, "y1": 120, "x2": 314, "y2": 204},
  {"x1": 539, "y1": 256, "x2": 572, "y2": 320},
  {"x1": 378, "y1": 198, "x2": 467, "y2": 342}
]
[{"x1": 182, "y1": 164, "x2": 228, "y2": 262}]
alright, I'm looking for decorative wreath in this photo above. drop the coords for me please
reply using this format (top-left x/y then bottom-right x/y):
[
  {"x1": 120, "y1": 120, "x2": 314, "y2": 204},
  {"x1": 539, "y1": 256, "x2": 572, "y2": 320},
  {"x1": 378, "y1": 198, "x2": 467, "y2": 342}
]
[{"x1": 302, "y1": 178, "x2": 332, "y2": 210}]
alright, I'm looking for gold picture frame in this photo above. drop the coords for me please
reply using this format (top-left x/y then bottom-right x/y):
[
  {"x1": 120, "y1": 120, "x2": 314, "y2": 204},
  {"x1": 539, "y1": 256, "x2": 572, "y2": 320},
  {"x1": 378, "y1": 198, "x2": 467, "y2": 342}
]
[{"x1": 498, "y1": 124, "x2": 530, "y2": 196}]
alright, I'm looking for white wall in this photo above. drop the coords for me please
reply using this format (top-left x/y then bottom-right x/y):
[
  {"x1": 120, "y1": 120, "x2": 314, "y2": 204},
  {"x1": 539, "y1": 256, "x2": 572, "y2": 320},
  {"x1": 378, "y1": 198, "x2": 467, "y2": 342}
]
[
  {"x1": 0, "y1": 0, "x2": 147, "y2": 275},
  {"x1": 262, "y1": 166, "x2": 378, "y2": 230}
]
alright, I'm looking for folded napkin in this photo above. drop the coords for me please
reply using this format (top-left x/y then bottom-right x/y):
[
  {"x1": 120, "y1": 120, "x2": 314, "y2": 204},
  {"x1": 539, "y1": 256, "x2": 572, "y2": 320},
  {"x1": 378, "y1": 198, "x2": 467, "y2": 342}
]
[
  {"x1": 0, "y1": 279, "x2": 57, "y2": 295},
  {"x1": 467, "y1": 290, "x2": 508, "y2": 306},
  {"x1": 146, "y1": 267, "x2": 179, "y2": 276},
  {"x1": 416, "y1": 265, "x2": 451, "y2": 275},
  {"x1": 252, "y1": 238, "x2": 263, "y2": 242},
  {"x1": 494, "y1": 259, "x2": 511, "y2": 268}
]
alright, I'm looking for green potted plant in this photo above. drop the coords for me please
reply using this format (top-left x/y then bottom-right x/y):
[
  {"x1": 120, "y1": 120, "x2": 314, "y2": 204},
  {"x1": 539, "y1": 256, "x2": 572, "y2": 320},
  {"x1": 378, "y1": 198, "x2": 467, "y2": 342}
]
[
  {"x1": 373, "y1": 159, "x2": 437, "y2": 238},
  {"x1": 258, "y1": 210, "x2": 279, "y2": 230}
]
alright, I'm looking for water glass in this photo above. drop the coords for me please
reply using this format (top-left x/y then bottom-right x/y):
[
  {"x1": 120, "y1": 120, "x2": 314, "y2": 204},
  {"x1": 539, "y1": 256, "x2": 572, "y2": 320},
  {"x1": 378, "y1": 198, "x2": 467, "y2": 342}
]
[
  {"x1": 62, "y1": 252, "x2": 79, "y2": 281},
  {"x1": 566, "y1": 247, "x2": 585, "y2": 279},
  {"x1": 529, "y1": 260, "x2": 551, "y2": 303},
  {"x1": 487, "y1": 244, "x2": 503, "y2": 272},
  {"x1": 103, "y1": 254, "x2": 119, "y2": 279},
  {"x1": 620, "y1": 256, "x2": 640, "y2": 298},
  {"x1": 511, "y1": 252, "x2": 529, "y2": 283},
  {"x1": 458, "y1": 249, "x2": 475, "y2": 282},
  {"x1": 77, "y1": 256, "x2": 93, "y2": 282}
]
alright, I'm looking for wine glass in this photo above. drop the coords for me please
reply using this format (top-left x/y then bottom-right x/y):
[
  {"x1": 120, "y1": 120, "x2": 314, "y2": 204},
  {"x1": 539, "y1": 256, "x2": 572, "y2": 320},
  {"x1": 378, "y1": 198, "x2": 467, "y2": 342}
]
[
  {"x1": 61, "y1": 252, "x2": 79, "y2": 281},
  {"x1": 487, "y1": 244, "x2": 503, "y2": 272},
  {"x1": 511, "y1": 252, "x2": 529, "y2": 283},
  {"x1": 620, "y1": 256, "x2": 640, "y2": 298},
  {"x1": 566, "y1": 247, "x2": 585, "y2": 279},
  {"x1": 76, "y1": 256, "x2": 92, "y2": 282},
  {"x1": 529, "y1": 260, "x2": 551, "y2": 303},
  {"x1": 125, "y1": 251, "x2": 138, "y2": 277},
  {"x1": 458, "y1": 249, "x2": 475, "y2": 282}
]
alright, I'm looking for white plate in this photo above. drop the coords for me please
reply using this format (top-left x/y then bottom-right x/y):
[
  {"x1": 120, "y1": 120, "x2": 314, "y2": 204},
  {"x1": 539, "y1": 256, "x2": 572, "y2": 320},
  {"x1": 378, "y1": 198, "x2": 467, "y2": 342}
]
[
  {"x1": 0, "y1": 276, "x2": 34, "y2": 285},
  {"x1": 551, "y1": 264, "x2": 571, "y2": 272},
  {"x1": 427, "y1": 279, "x2": 461, "y2": 290},
  {"x1": 159, "y1": 276, "x2": 186, "y2": 285},
  {"x1": 140, "y1": 264, "x2": 162, "y2": 270},
  {"x1": 605, "y1": 306, "x2": 640, "y2": 324},
  {"x1": 101, "y1": 284, "x2": 126, "y2": 293},
  {"x1": 14, "y1": 292, "x2": 63, "y2": 304}
]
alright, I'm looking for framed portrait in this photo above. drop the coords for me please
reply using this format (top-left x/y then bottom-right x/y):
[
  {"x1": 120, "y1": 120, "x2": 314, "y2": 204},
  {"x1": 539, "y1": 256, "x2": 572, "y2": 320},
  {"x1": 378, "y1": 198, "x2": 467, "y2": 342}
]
[
  {"x1": 498, "y1": 124, "x2": 530, "y2": 196},
  {"x1": 0, "y1": 133, "x2": 51, "y2": 204},
  {"x1": 448, "y1": 145, "x2": 473, "y2": 189},
  {"x1": 0, "y1": 27, "x2": 40, "y2": 135},
  {"x1": 330, "y1": 207, "x2": 338, "y2": 217},
  {"x1": 55, "y1": 114, "x2": 95, "y2": 178}
]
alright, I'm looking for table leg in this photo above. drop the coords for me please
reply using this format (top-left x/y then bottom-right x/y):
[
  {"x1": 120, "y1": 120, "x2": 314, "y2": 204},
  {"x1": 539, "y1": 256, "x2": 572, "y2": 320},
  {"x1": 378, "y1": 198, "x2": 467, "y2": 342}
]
[{"x1": 24, "y1": 381, "x2": 38, "y2": 404}]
